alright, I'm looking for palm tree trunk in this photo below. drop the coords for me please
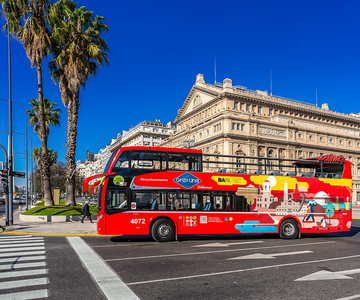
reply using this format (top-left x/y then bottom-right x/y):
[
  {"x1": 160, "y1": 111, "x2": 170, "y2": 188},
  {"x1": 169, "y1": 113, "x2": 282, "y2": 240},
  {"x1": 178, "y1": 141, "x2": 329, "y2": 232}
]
[
  {"x1": 37, "y1": 65, "x2": 53, "y2": 206},
  {"x1": 65, "y1": 92, "x2": 79, "y2": 206}
]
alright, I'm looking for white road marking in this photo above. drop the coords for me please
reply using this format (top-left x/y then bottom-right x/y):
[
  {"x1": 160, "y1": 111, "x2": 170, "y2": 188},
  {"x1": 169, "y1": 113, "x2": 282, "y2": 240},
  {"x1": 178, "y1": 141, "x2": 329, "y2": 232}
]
[
  {"x1": 67, "y1": 236, "x2": 140, "y2": 300},
  {"x1": 0, "y1": 236, "x2": 34, "y2": 239},
  {"x1": 296, "y1": 268, "x2": 360, "y2": 281},
  {"x1": 0, "y1": 242, "x2": 44, "y2": 248},
  {"x1": 127, "y1": 254, "x2": 360, "y2": 286},
  {"x1": 106, "y1": 241, "x2": 334, "y2": 262},
  {"x1": 0, "y1": 278, "x2": 49, "y2": 290},
  {"x1": 336, "y1": 294, "x2": 360, "y2": 300},
  {"x1": 0, "y1": 251, "x2": 45, "y2": 258},
  {"x1": 0, "y1": 246, "x2": 45, "y2": 253},
  {"x1": 192, "y1": 241, "x2": 263, "y2": 247},
  {"x1": 0, "y1": 262, "x2": 46, "y2": 270},
  {"x1": 0, "y1": 238, "x2": 44, "y2": 244},
  {"x1": 228, "y1": 250, "x2": 313, "y2": 260},
  {"x1": 0, "y1": 269, "x2": 47, "y2": 279},
  {"x1": 0, "y1": 289, "x2": 48, "y2": 299},
  {"x1": 0, "y1": 255, "x2": 46, "y2": 263}
]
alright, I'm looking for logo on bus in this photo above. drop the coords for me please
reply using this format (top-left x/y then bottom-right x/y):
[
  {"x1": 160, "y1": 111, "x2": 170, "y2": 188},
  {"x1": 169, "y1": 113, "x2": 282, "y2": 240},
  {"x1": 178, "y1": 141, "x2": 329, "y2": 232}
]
[{"x1": 173, "y1": 173, "x2": 201, "y2": 189}]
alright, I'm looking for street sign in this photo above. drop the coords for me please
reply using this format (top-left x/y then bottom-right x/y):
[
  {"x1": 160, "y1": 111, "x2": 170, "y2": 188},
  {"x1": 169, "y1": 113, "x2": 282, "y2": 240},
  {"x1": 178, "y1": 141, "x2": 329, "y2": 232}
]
[{"x1": 11, "y1": 171, "x2": 25, "y2": 178}]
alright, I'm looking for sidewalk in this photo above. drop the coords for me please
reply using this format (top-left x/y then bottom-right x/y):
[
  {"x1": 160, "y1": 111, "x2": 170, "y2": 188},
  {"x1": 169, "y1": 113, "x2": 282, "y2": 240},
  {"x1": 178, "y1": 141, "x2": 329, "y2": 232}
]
[{"x1": 1, "y1": 209, "x2": 98, "y2": 236}]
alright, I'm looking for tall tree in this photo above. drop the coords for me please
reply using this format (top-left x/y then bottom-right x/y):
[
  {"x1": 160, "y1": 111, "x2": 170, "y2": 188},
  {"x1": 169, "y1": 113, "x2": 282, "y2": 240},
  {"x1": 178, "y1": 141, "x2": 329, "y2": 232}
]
[
  {"x1": 27, "y1": 97, "x2": 61, "y2": 138},
  {"x1": 1, "y1": 0, "x2": 54, "y2": 205},
  {"x1": 48, "y1": 0, "x2": 109, "y2": 206}
]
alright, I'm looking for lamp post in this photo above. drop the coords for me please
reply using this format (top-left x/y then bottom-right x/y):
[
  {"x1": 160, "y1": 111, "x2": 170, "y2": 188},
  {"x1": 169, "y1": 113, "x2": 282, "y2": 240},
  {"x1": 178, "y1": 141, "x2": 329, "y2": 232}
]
[{"x1": 1, "y1": 5, "x2": 14, "y2": 225}]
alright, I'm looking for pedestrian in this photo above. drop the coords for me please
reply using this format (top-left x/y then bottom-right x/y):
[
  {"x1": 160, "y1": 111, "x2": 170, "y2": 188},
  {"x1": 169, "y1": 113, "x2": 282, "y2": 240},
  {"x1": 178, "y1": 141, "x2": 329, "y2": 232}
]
[{"x1": 81, "y1": 200, "x2": 93, "y2": 223}]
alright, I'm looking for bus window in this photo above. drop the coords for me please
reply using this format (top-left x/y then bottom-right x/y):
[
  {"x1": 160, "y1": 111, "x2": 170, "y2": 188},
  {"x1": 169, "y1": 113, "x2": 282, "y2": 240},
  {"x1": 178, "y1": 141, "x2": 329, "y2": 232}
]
[
  {"x1": 234, "y1": 195, "x2": 249, "y2": 211},
  {"x1": 97, "y1": 185, "x2": 103, "y2": 212},
  {"x1": 214, "y1": 195, "x2": 223, "y2": 210},
  {"x1": 203, "y1": 193, "x2": 211, "y2": 210},
  {"x1": 131, "y1": 151, "x2": 166, "y2": 169},
  {"x1": 131, "y1": 192, "x2": 160, "y2": 210},
  {"x1": 225, "y1": 195, "x2": 234, "y2": 211},
  {"x1": 113, "y1": 151, "x2": 130, "y2": 169},
  {"x1": 179, "y1": 193, "x2": 198, "y2": 210},
  {"x1": 106, "y1": 190, "x2": 127, "y2": 210},
  {"x1": 168, "y1": 153, "x2": 201, "y2": 171}
]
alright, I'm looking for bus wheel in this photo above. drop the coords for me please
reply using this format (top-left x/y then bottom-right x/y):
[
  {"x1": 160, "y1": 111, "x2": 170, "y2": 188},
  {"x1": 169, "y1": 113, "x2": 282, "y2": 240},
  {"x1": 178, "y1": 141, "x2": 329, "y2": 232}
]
[
  {"x1": 279, "y1": 219, "x2": 299, "y2": 239},
  {"x1": 151, "y1": 218, "x2": 175, "y2": 242}
]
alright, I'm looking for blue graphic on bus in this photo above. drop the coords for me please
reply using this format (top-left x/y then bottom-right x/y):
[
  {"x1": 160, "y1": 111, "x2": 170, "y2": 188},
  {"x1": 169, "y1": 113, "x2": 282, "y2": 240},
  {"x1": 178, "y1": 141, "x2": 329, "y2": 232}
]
[
  {"x1": 235, "y1": 221, "x2": 278, "y2": 233},
  {"x1": 173, "y1": 173, "x2": 201, "y2": 189}
]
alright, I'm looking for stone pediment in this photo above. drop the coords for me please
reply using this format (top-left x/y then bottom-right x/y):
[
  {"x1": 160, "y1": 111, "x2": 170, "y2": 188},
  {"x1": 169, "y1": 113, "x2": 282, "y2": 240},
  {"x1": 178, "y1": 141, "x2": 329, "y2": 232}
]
[{"x1": 175, "y1": 74, "x2": 220, "y2": 123}]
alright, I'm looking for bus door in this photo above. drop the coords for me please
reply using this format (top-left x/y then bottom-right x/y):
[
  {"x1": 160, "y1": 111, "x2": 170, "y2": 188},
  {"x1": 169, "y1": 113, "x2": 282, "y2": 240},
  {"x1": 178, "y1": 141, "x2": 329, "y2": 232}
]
[{"x1": 104, "y1": 188, "x2": 128, "y2": 235}]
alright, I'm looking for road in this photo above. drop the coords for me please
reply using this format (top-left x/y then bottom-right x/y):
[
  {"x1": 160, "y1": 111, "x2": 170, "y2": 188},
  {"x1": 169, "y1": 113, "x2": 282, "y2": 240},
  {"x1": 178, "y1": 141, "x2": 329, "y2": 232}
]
[{"x1": 0, "y1": 219, "x2": 360, "y2": 299}]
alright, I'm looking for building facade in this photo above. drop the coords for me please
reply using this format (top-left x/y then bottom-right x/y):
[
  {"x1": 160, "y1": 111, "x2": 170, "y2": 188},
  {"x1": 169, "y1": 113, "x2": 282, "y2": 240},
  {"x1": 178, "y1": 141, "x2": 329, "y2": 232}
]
[
  {"x1": 160, "y1": 74, "x2": 360, "y2": 203},
  {"x1": 108, "y1": 120, "x2": 177, "y2": 153}
]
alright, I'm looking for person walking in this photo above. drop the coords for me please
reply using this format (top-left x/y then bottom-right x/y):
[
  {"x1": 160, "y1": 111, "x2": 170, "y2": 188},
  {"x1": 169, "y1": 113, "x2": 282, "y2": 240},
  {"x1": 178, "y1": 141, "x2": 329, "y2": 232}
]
[{"x1": 81, "y1": 200, "x2": 93, "y2": 223}]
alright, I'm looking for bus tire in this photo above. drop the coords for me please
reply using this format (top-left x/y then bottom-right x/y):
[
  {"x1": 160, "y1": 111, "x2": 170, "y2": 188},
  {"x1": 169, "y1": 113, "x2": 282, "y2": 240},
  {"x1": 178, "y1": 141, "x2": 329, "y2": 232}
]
[
  {"x1": 151, "y1": 218, "x2": 175, "y2": 242},
  {"x1": 279, "y1": 219, "x2": 299, "y2": 239}
]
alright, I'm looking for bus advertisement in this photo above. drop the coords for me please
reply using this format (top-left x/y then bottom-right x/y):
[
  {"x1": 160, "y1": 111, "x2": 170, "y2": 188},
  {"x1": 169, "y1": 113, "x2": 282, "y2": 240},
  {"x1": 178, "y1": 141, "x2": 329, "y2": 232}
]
[{"x1": 84, "y1": 147, "x2": 352, "y2": 242}]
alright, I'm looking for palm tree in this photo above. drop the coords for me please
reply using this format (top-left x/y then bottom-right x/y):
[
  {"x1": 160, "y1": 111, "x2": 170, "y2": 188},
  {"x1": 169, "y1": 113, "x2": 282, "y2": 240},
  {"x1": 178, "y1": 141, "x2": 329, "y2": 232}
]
[
  {"x1": 27, "y1": 97, "x2": 61, "y2": 199},
  {"x1": 48, "y1": 0, "x2": 109, "y2": 206},
  {"x1": 27, "y1": 97, "x2": 61, "y2": 138},
  {"x1": 1, "y1": 0, "x2": 54, "y2": 206}
]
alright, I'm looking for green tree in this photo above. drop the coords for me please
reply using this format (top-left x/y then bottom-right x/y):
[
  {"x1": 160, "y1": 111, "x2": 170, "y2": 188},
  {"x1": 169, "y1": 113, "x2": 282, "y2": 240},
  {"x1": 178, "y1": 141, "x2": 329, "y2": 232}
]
[
  {"x1": 48, "y1": 0, "x2": 109, "y2": 206},
  {"x1": 27, "y1": 97, "x2": 61, "y2": 138},
  {"x1": 27, "y1": 98, "x2": 61, "y2": 203},
  {"x1": 1, "y1": 0, "x2": 54, "y2": 206}
]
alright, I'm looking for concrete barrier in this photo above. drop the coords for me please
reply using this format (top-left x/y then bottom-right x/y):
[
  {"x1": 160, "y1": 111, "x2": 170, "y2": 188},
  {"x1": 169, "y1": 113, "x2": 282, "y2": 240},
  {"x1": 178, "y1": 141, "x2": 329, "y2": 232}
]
[{"x1": 19, "y1": 214, "x2": 97, "y2": 223}]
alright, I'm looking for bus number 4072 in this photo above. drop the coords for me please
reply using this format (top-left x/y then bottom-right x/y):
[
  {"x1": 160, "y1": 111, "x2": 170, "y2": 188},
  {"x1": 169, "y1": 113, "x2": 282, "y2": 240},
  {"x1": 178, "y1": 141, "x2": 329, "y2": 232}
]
[{"x1": 130, "y1": 218, "x2": 145, "y2": 225}]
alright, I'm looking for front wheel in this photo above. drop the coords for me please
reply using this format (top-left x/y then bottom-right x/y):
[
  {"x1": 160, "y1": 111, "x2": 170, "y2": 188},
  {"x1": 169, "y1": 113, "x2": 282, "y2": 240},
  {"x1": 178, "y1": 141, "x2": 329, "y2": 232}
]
[
  {"x1": 151, "y1": 218, "x2": 175, "y2": 242},
  {"x1": 279, "y1": 219, "x2": 299, "y2": 239}
]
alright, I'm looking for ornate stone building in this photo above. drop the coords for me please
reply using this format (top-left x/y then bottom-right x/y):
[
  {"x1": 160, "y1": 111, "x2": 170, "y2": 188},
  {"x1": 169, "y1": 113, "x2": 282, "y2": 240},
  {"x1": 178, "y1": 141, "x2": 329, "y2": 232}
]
[{"x1": 160, "y1": 74, "x2": 360, "y2": 203}]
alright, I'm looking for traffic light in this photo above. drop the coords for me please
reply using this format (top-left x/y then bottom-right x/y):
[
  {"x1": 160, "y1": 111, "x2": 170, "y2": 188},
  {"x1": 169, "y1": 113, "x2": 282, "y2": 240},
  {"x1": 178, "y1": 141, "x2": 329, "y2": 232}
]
[{"x1": 0, "y1": 169, "x2": 8, "y2": 185}]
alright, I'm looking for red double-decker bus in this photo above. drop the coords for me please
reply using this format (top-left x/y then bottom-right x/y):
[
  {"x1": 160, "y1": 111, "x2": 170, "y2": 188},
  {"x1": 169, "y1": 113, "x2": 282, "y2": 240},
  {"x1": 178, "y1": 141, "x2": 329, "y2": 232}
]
[{"x1": 84, "y1": 147, "x2": 352, "y2": 242}]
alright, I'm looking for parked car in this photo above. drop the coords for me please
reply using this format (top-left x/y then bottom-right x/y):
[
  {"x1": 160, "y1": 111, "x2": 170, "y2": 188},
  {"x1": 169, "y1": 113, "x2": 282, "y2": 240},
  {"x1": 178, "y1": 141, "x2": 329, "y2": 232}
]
[
  {"x1": 20, "y1": 195, "x2": 27, "y2": 204},
  {"x1": 13, "y1": 196, "x2": 21, "y2": 204},
  {"x1": 0, "y1": 196, "x2": 5, "y2": 204}
]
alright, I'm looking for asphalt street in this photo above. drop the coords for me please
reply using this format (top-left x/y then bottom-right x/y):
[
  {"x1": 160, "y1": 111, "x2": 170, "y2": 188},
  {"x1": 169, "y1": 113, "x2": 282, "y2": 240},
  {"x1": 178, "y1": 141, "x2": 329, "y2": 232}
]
[{"x1": 83, "y1": 220, "x2": 360, "y2": 300}]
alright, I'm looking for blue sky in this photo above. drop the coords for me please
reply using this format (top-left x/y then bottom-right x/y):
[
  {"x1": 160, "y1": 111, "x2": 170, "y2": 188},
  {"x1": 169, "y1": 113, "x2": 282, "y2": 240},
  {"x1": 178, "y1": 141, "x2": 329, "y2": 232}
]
[{"x1": 0, "y1": 0, "x2": 359, "y2": 185}]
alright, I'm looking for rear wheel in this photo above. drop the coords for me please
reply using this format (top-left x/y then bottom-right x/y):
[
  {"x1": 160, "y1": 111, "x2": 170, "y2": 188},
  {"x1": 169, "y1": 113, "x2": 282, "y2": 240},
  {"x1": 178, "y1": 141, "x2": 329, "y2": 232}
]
[
  {"x1": 279, "y1": 219, "x2": 299, "y2": 239},
  {"x1": 151, "y1": 218, "x2": 175, "y2": 242}
]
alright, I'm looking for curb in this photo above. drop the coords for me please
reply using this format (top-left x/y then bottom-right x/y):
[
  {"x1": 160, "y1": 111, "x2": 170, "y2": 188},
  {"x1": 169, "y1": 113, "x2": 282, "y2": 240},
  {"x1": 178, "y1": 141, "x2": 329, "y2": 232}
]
[{"x1": 19, "y1": 214, "x2": 98, "y2": 223}]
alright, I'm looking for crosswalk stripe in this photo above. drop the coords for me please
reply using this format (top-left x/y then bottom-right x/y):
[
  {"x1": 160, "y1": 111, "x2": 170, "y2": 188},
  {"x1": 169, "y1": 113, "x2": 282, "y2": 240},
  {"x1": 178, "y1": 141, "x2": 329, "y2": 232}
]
[
  {"x1": 0, "y1": 262, "x2": 46, "y2": 270},
  {"x1": 0, "y1": 251, "x2": 46, "y2": 258},
  {"x1": 0, "y1": 242, "x2": 44, "y2": 248},
  {"x1": 0, "y1": 278, "x2": 49, "y2": 290},
  {"x1": 0, "y1": 269, "x2": 47, "y2": 279},
  {"x1": 0, "y1": 238, "x2": 44, "y2": 245},
  {"x1": 0, "y1": 255, "x2": 46, "y2": 264},
  {"x1": 68, "y1": 236, "x2": 140, "y2": 300},
  {"x1": 0, "y1": 289, "x2": 48, "y2": 299},
  {"x1": 0, "y1": 236, "x2": 34, "y2": 239},
  {"x1": 0, "y1": 246, "x2": 45, "y2": 253}
]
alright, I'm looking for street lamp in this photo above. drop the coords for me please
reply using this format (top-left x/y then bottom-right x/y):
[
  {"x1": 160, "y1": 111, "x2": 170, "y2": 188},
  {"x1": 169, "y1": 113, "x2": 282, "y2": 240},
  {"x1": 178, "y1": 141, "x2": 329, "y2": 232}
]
[{"x1": 1, "y1": 5, "x2": 14, "y2": 225}]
